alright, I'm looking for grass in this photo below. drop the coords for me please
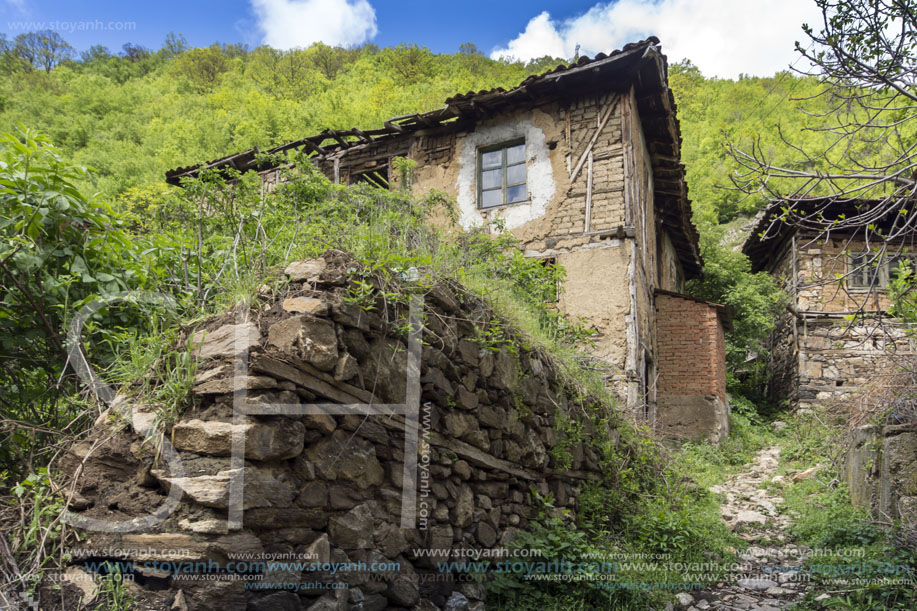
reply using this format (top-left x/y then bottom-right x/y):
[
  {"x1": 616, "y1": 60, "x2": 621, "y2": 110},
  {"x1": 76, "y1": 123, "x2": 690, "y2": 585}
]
[
  {"x1": 767, "y1": 410, "x2": 917, "y2": 610},
  {"x1": 8, "y1": 153, "x2": 912, "y2": 611},
  {"x1": 675, "y1": 406, "x2": 775, "y2": 490}
]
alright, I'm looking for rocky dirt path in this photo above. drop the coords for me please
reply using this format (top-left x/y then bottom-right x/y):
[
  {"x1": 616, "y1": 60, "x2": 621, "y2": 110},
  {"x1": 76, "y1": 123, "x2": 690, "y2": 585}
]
[{"x1": 674, "y1": 446, "x2": 823, "y2": 611}]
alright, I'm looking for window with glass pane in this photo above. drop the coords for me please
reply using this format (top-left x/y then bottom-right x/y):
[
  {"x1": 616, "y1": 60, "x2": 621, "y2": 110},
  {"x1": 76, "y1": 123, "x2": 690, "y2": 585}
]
[
  {"x1": 848, "y1": 252, "x2": 881, "y2": 288},
  {"x1": 849, "y1": 251, "x2": 917, "y2": 289},
  {"x1": 478, "y1": 141, "x2": 527, "y2": 208}
]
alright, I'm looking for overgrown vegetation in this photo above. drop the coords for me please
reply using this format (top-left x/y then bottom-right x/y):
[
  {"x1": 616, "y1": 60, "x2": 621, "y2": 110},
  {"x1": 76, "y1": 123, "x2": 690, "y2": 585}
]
[
  {"x1": 773, "y1": 412, "x2": 917, "y2": 610},
  {"x1": 0, "y1": 124, "x2": 759, "y2": 609},
  {"x1": 0, "y1": 30, "x2": 820, "y2": 415},
  {"x1": 2, "y1": 21, "x2": 913, "y2": 610}
]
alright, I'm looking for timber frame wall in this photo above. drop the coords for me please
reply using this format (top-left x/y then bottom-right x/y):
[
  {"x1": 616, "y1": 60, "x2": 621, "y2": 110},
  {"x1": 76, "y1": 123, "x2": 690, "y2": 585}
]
[{"x1": 166, "y1": 39, "x2": 733, "y2": 436}]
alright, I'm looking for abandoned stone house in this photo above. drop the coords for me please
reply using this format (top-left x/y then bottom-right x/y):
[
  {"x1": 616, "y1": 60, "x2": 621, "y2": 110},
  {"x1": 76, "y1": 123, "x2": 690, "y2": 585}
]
[
  {"x1": 743, "y1": 199, "x2": 917, "y2": 410},
  {"x1": 167, "y1": 37, "x2": 730, "y2": 442}
]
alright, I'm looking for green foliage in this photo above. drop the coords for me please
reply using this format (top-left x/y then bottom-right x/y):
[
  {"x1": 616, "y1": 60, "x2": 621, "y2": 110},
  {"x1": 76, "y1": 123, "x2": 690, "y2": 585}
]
[
  {"x1": 0, "y1": 35, "x2": 563, "y2": 198},
  {"x1": 12, "y1": 30, "x2": 73, "y2": 73},
  {"x1": 668, "y1": 62, "x2": 838, "y2": 227},
  {"x1": 889, "y1": 259, "x2": 917, "y2": 322},
  {"x1": 772, "y1": 410, "x2": 917, "y2": 609},
  {"x1": 106, "y1": 317, "x2": 196, "y2": 425},
  {"x1": 677, "y1": 410, "x2": 773, "y2": 489},
  {"x1": 789, "y1": 481, "x2": 883, "y2": 548},
  {"x1": 171, "y1": 45, "x2": 230, "y2": 92},
  {"x1": 0, "y1": 127, "x2": 147, "y2": 475},
  {"x1": 487, "y1": 494, "x2": 670, "y2": 610},
  {"x1": 9, "y1": 468, "x2": 64, "y2": 583},
  {"x1": 97, "y1": 564, "x2": 135, "y2": 610},
  {"x1": 5, "y1": 32, "x2": 907, "y2": 610}
]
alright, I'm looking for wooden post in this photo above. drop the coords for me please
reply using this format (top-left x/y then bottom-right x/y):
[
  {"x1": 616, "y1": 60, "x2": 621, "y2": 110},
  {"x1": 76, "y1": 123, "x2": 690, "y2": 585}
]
[
  {"x1": 584, "y1": 151, "x2": 594, "y2": 233},
  {"x1": 569, "y1": 96, "x2": 619, "y2": 184}
]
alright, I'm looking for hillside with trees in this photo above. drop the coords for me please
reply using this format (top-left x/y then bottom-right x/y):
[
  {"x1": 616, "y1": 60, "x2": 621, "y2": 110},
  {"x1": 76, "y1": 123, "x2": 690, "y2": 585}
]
[
  {"x1": 0, "y1": 25, "x2": 915, "y2": 611},
  {"x1": 0, "y1": 33, "x2": 827, "y2": 398}
]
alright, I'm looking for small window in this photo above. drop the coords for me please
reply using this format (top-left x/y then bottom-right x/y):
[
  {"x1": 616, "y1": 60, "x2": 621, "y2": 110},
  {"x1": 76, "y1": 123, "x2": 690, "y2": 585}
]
[
  {"x1": 848, "y1": 252, "x2": 882, "y2": 289},
  {"x1": 848, "y1": 252, "x2": 917, "y2": 289},
  {"x1": 478, "y1": 140, "x2": 527, "y2": 208}
]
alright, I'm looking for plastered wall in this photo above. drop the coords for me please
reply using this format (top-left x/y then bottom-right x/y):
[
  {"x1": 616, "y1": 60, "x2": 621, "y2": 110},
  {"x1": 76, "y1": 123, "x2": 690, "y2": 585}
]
[{"x1": 255, "y1": 89, "x2": 692, "y2": 417}]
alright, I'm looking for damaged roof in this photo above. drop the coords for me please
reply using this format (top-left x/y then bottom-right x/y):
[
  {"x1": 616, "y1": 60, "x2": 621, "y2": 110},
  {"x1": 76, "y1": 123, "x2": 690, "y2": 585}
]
[{"x1": 165, "y1": 37, "x2": 702, "y2": 277}]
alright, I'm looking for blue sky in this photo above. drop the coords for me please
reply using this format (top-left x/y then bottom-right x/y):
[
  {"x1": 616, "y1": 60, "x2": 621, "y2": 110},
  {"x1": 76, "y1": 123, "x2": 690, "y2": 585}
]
[{"x1": 1, "y1": 0, "x2": 822, "y2": 78}]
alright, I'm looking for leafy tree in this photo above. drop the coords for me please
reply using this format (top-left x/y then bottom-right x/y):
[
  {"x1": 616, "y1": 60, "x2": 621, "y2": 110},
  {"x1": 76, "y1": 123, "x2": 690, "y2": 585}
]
[
  {"x1": 162, "y1": 32, "x2": 189, "y2": 58},
  {"x1": 121, "y1": 42, "x2": 150, "y2": 62},
  {"x1": 458, "y1": 42, "x2": 482, "y2": 56},
  {"x1": 306, "y1": 43, "x2": 355, "y2": 79},
  {"x1": 380, "y1": 44, "x2": 435, "y2": 83},
  {"x1": 729, "y1": 0, "x2": 917, "y2": 266},
  {"x1": 172, "y1": 45, "x2": 230, "y2": 92},
  {"x1": 80, "y1": 44, "x2": 111, "y2": 63},
  {"x1": 0, "y1": 127, "x2": 145, "y2": 474},
  {"x1": 0, "y1": 33, "x2": 29, "y2": 74},
  {"x1": 13, "y1": 30, "x2": 73, "y2": 72}
]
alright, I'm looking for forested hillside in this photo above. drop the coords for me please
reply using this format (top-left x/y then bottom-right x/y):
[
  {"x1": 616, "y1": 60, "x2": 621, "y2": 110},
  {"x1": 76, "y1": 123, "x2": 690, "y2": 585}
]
[
  {"x1": 2, "y1": 31, "x2": 916, "y2": 611},
  {"x1": 1, "y1": 33, "x2": 832, "y2": 221},
  {"x1": 0, "y1": 36, "x2": 562, "y2": 197}
]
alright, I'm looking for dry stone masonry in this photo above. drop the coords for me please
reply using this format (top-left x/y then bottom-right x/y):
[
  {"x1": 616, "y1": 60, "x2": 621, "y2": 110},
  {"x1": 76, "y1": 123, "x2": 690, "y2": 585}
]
[
  {"x1": 845, "y1": 422, "x2": 917, "y2": 526},
  {"x1": 62, "y1": 253, "x2": 620, "y2": 611}
]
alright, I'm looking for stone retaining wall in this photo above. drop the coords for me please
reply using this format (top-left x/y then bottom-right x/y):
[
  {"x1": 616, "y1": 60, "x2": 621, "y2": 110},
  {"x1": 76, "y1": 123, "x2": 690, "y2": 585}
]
[
  {"x1": 845, "y1": 422, "x2": 917, "y2": 527},
  {"x1": 61, "y1": 254, "x2": 617, "y2": 611}
]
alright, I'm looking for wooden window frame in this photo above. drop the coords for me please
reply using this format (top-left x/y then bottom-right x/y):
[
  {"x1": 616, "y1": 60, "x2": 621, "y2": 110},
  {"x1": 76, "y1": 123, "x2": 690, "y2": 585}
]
[
  {"x1": 847, "y1": 251, "x2": 917, "y2": 291},
  {"x1": 477, "y1": 139, "x2": 527, "y2": 209}
]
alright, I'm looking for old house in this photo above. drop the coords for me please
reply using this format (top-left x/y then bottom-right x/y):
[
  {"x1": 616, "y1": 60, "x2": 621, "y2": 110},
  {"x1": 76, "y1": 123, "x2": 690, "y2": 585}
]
[
  {"x1": 743, "y1": 199, "x2": 917, "y2": 410},
  {"x1": 166, "y1": 37, "x2": 730, "y2": 441}
]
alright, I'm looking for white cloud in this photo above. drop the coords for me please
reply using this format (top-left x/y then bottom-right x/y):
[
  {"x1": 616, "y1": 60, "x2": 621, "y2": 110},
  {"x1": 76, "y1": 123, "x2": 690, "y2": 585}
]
[
  {"x1": 250, "y1": 0, "x2": 378, "y2": 49},
  {"x1": 490, "y1": 0, "x2": 823, "y2": 78}
]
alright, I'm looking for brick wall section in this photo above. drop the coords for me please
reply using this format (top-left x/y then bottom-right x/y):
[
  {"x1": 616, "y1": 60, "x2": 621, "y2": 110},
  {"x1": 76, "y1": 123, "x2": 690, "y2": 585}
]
[{"x1": 655, "y1": 293, "x2": 727, "y2": 404}]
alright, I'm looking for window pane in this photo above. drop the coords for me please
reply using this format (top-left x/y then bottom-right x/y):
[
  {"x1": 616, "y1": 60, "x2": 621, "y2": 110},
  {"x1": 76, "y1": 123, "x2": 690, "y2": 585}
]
[
  {"x1": 506, "y1": 163, "x2": 526, "y2": 186},
  {"x1": 481, "y1": 189, "x2": 503, "y2": 208},
  {"x1": 481, "y1": 150, "x2": 502, "y2": 169},
  {"x1": 507, "y1": 184, "x2": 527, "y2": 203},
  {"x1": 481, "y1": 168, "x2": 502, "y2": 190},
  {"x1": 506, "y1": 143, "x2": 525, "y2": 165},
  {"x1": 851, "y1": 253, "x2": 879, "y2": 287}
]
